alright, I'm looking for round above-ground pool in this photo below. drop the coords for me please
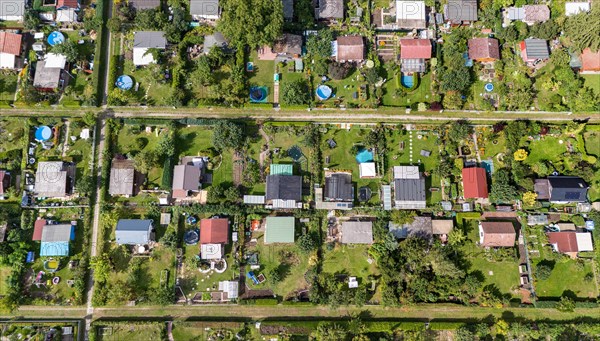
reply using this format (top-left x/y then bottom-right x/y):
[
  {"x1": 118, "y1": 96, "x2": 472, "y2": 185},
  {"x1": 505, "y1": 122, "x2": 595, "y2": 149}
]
[
  {"x1": 249, "y1": 86, "x2": 267, "y2": 102},
  {"x1": 401, "y1": 74, "x2": 414, "y2": 88},
  {"x1": 184, "y1": 229, "x2": 199, "y2": 245},
  {"x1": 355, "y1": 148, "x2": 374, "y2": 163},
  {"x1": 316, "y1": 85, "x2": 332, "y2": 100},
  {"x1": 47, "y1": 31, "x2": 65, "y2": 46},
  {"x1": 116, "y1": 75, "x2": 133, "y2": 90},
  {"x1": 186, "y1": 215, "x2": 197, "y2": 225},
  {"x1": 35, "y1": 126, "x2": 53, "y2": 141},
  {"x1": 484, "y1": 83, "x2": 494, "y2": 92},
  {"x1": 43, "y1": 259, "x2": 59, "y2": 272}
]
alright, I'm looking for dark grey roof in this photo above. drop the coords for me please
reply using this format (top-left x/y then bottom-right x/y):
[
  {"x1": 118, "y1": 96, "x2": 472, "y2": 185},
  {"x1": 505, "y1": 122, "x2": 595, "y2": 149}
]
[
  {"x1": 524, "y1": 39, "x2": 549, "y2": 59},
  {"x1": 548, "y1": 176, "x2": 588, "y2": 202},
  {"x1": 324, "y1": 173, "x2": 353, "y2": 201},
  {"x1": 172, "y1": 164, "x2": 200, "y2": 191},
  {"x1": 282, "y1": 0, "x2": 293, "y2": 20},
  {"x1": 266, "y1": 175, "x2": 302, "y2": 201},
  {"x1": 394, "y1": 178, "x2": 426, "y2": 202},
  {"x1": 133, "y1": 31, "x2": 166, "y2": 49},
  {"x1": 129, "y1": 0, "x2": 160, "y2": 10},
  {"x1": 444, "y1": 0, "x2": 478, "y2": 23}
]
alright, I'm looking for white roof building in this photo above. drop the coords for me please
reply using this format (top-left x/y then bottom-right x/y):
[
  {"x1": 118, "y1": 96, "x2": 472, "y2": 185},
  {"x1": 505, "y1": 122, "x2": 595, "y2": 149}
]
[
  {"x1": 56, "y1": 8, "x2": 77, "y2": 22},
  {"x1": 565, "y1": 2, "x2": 590, "y2": 16},
  {"x1": 575, "y1": 233, "x2": 593, "y2": 251},
  {"x1": 133, "y1": 31, "x2": 166, "y2": 66},
  {"x1": 201, "y1": 243, "x2": 222, "y2": 259},
  {"x1": 218, "y1": 280, "x2": 239, "y2": 299},
  {"x1": 45, "y1": 53, "x2": 67, "y2": 68},
  {"x1": 359, "y1": 162, "x2": 376, "y2": 178},
  {"x1": 396, "y1": 0, "x2": 426, "y2": 29}
]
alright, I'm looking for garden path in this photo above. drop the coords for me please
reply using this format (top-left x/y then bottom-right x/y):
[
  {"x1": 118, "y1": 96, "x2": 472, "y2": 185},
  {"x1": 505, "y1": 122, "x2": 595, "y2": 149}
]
[
  {"x1": 258, "y1": 126, "x2": 271, "y2": 174},
  {"x1": 472, "y1": 132, "x2": 482, "y2": 163},
  {"x1": 61, "y1": 120, "x2": 70, "y2": 158}
]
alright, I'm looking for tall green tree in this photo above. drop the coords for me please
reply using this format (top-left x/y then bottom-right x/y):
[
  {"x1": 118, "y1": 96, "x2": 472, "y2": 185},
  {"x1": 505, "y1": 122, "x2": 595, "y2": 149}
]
[
  {"x1": 489, "y1": 169, "x2": 518, "y2": 204},
  {"x1": 51, "y1": 40, "x2": 79, "y2": 63},
  {"x1": 218, "y1": 0, "x2": 283, "y2": 49},
  {"x1": 212, "y1": 120, "x2": 244, "y2": 151},
  {"x1": 564, "y1": 6, "x2": 600, "y2": 52}
]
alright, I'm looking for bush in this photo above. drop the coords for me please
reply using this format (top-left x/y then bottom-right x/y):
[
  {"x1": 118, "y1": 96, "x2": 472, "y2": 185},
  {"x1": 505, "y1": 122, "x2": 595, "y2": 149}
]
[{"x1": 535, "y1": 263, "x2": 553, "y2": 280}]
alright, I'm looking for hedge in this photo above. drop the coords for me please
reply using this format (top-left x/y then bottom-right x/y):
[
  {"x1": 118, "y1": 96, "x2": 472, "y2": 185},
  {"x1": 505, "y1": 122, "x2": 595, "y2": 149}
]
[
  {"x1": 429, "y1": 322, "x2": 466, "y2": 330},
  {"x1": 161, "y1": 157, "x2": 173, "y2": 189},
  {"x1": 281, "y1": 301, "x2": 315, "y2": 306},
  {"x1": 0, "y1": 101, "x2": 11, "y2": 108},
  {"x1": 238, "y1": 298, "x2": 279, "y2": 305},
  {"x1": 61, "y1": 100, "x2": 81, "y2": 108}
]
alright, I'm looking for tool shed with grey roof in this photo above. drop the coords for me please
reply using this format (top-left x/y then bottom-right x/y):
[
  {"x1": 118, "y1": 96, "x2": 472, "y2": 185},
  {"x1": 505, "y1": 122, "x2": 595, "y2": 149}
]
[
  {"x1": 41, "y1": 224, "x2": 74, "y2": 242},
  {"x1": 341, "y1": 221, "x2": 373, "y2": 244},
  {"x1": 190, "y1": 0, "x2": 220, "y2": 19},
  {"x1": 115, "y1": 219, "x2": 154, "y2": 245}
]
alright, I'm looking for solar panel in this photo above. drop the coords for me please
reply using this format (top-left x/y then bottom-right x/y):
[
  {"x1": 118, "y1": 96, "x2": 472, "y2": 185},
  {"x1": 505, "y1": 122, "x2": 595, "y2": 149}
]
[{"x1": 564, "y1": 192, "x2": 581, "y2": 200}]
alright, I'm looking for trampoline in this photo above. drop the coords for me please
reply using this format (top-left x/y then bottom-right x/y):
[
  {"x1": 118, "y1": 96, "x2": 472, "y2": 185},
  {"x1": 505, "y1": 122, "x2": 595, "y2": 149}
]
[
  {"x1": 358, "y1": 186, "x2": 372, "y2": 202},
  {"x1": 48, "y1": 31, "x2": 65, "y2": 46},
  {"x1": 484, "y1": 83, "x2": 494, "y2": 92},
  {"x1": 249, "y1": 86, "x2": 268, "y2": 103},
  {"x1": 183, "y1": 229, "x2": 199, "y2": 245},
  {"x1": 355, "y1": 148, "x2": 374, "y2": 163},
  {"x1": 288, "y1": 146, "x2": 303, "y2": 161},
  {"x1": 316, "y1": 85, "x2": 332, "y2": 101},
  {"x1": 116, "y1": 75, "x2": 133, "y2": 90},
  {"x1": 35, "y1": 126, "x2": 53, "y2": 141}
]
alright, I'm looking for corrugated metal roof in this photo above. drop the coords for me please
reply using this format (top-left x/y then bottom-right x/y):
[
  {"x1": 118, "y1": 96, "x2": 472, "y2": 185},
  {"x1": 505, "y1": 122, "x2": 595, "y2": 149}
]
[
  {"x1": 41, "y1": 224, "x2": 73, "y2": 242},
  {"x1": 265, "y1": 217, "x2": 295, "y2": 243},
  {"x1": 341, "y1": 221, "x2": 373, "y2": 244},
  {"x1": 244, "y1": 195, "x2": 266, "y2": 204},
  {"x1": 270, "y1": 164, "x2": 293, "y2": 176},
  {"x1": 382, "y1": 185, "x2": 392, "y2": 210}
]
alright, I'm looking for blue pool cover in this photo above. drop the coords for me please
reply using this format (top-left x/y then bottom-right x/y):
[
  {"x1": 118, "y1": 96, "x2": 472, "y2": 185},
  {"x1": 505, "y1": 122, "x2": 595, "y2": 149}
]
[
  {"x1": 35, "y1": 126, "x2": 52, "y2": 141},
  {"x1": 356, "y1": 148, "x2": 374, "y2": 163},
  {"x1": 48, "y1": 31, "x2": 65, "y2": 46},
  {"x1": 116, "y1": 75, "x2": 133, "y2": 90},
  {"x1": 316, "y1": 85, "x2": 332, "y2": 100}
]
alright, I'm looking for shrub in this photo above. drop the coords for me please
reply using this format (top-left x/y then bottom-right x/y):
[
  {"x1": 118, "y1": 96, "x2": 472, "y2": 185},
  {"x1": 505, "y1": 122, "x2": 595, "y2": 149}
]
[{"x1": 535, "y1": 263, "x2": 553, "y2": 280}]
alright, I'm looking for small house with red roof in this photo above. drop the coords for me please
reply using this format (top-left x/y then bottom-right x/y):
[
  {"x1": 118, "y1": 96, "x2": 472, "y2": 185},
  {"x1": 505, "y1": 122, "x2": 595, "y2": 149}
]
[
  {"x1": 33, "y1": 219, "x2": 47, "y2": 241},
  {"x1": 520, "y1": 39, "x2": 549, "y2": 64},
  {"x1": 0, "y1": 32, "x2": 23, "y2": 69},
  {"x1": 580, "y1": 48, "x2": 600, "y2": 74},
  {"x1": 336, "y1": 36, "x2": 365, "y2": 63},
  {"x1": 399, "y1": 39, "x2": 432, "y2": 73},
  {"x1": 56, "y1": 0, "x2": 79, "y2": 9},
  {"x1": 200, "y1": 218, "x2": 229, "y2": 244},
  {"x1": 479, "y1": 221, "x2": 516, "y2": 247},
  {"x1": 468, "y1": 38, "x2": 500, "y2": 63},
  {"x1": 462, "y1": 167, "x2": 488, "y2": 199},
  {"x1": 547, "y1": 231, "x2": 593, "y2": 258}
]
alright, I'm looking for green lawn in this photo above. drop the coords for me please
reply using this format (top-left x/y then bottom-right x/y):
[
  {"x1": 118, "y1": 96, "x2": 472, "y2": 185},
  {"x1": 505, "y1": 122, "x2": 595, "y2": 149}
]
[
  {"x1": 321, "y1": 127, "x2": 381, "y2": 204},
  {"x1": 248, "y1": 51, "x2": 275, "y2": 103},
  {"x1": 382, "y1": 72, "x2": 434, "y2": 107},
  {"x1": 0, "y1": 71, "x2": 18, "y2": 102},
  {"x1": 246, "y1": 225, "x2": 311, "y2": 299},
  {"x1": 583, "y1": 131, "x2": 600, "y2": 157},
  {"x1": 314, "y1": 68, "x2": 370, "y2": 107},
  {"x1": 524, "y1": 136, "x2": 567, "y2": 164},
  {"x1": 0, "y1": 266, "x2": 11, "y2": 295},
  {"x1": 29, "y1": 211, "x2": 86, "y2": 305},
  {"x1": 180, "y1": 242, "x2": 237, "y2": 296},
  {"x1": 122, "y1": 60, "x2": 173, "y2": 106},
  {"x1": 524, "y1": 225, "x2": 598, "y2": 300},
  {"x1": 96, "y1": 323, "x2": 164, "y2": 341},
  {"x1": 534, "y1": 260, "x2": 597, "y2": 299},
  {"x1": 322, "y1": 244, "x2": 379, "y2": 285},
  {"x1": 172, "y1": 322, "x2": 245, "y2": 341},
  {"x1": 582, "y1": 74, "x2": 600, "y2": 95},
  {"x1": 462, "y1": 220, "x2": 520, "y2": 298}
]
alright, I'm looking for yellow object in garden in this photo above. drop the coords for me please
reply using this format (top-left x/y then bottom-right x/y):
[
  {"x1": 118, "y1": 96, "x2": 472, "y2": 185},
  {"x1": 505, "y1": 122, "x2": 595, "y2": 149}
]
[{"x1": 513, "y1": 149, "x2": 528, "y2": 161}]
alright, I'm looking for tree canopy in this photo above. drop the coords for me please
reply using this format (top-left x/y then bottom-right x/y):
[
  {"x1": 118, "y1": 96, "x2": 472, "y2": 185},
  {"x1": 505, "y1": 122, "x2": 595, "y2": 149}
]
[
  {"x1": 564, "y1": 6, "x2": 600, "y2": 52},
  {"x1": 218, "y1": 0, "x2": 283, "y2": 49},
  {"x1": 51, "y1": 40, "x2": 79, "y2": 63},
  {"x1": 212, "y1": 121, "x2": 245, "y2": 151},
  {"x1": 281, "y1": 79, "x2": 311, "y2": 105}
]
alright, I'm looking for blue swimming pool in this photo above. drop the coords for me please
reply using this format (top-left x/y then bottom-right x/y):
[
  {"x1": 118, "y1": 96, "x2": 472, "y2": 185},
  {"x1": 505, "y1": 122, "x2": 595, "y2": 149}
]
[
  {"x1": 401, "y1": 74, "x2": 414, "y2": 88},
  {"x1": 356, "y1": 148, "x2": 374, "y2": 163},
  {"x1": 481, "y1": 160, "x2": 494, "y2": 175}
]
